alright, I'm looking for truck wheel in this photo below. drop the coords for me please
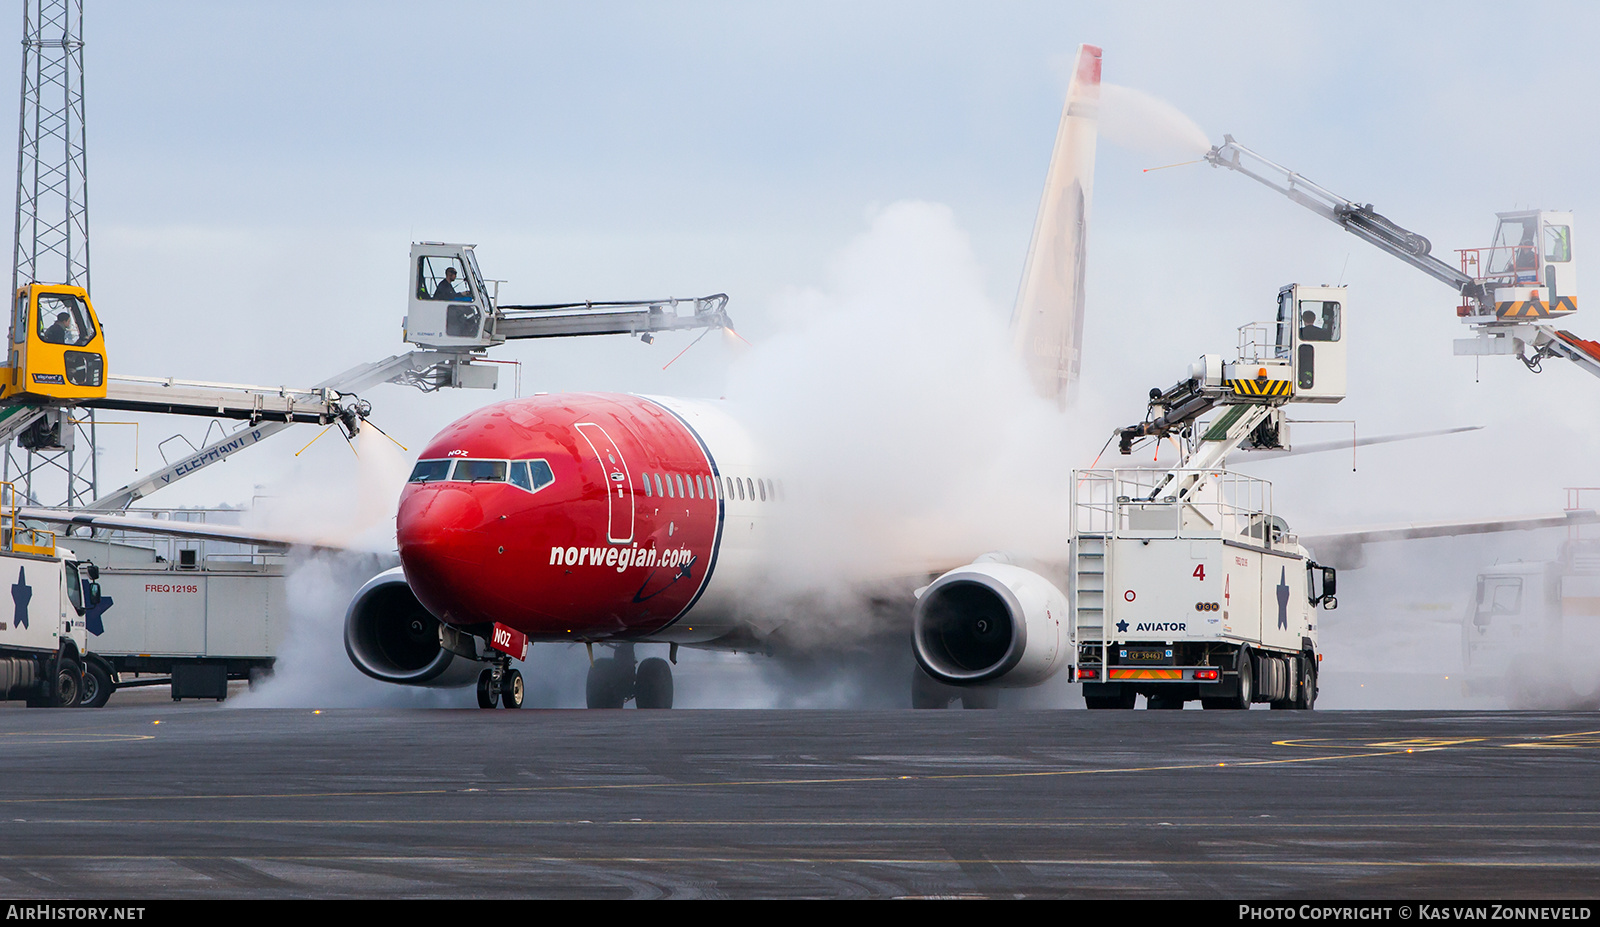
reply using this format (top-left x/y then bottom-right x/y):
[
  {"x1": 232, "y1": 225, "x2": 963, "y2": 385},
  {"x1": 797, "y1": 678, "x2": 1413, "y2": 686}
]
[
  {"x1": 1225, "y1": 648, "x2": 1253, "y2": 710},
  {"x1": 1295, "y1": 655, "x2": 1317, "y2": 710},
  {"x1": 52, "y1": 659, "x2": 81, "y2": 708},
  {"x1": 79, "y1": 662, "x2": 113, "y2": 708}
]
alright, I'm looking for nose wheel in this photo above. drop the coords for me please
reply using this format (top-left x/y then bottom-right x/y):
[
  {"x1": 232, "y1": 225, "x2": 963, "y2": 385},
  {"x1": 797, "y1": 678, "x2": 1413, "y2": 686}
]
[{"x1": 475, "y1": 662, "x2": 525, "y2": 709}]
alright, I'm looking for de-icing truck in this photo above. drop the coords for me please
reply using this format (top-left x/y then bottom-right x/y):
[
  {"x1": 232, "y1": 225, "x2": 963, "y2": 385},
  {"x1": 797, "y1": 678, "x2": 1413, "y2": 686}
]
[
  {"x1": 0, "y1": 488, "x2": 102, "y2": 707},
  {"x1": 1071, "y1": 284, "x2": 1343, "y2": 709}
]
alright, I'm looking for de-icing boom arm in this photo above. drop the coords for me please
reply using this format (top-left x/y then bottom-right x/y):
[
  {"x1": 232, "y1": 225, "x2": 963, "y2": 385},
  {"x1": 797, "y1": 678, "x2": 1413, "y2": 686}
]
[{"x1": 1206, "y1": 136, "x2": 1488, "y2": 308}]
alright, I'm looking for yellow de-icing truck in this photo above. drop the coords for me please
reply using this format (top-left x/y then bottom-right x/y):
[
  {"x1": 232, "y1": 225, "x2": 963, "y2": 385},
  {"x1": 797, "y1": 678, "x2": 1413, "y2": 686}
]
[{"x1": 0, "y1": 282, "x2": 107, "y2": 403}]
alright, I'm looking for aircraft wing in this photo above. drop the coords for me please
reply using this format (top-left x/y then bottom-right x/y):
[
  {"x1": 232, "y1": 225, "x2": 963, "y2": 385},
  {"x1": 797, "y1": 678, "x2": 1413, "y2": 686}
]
[
  {"x1": 16, "y1": 507, "x2": 353, "y2": 552},
  {"x1": 1298, "y1": 508, "x2": 1600, "y2": 569}
]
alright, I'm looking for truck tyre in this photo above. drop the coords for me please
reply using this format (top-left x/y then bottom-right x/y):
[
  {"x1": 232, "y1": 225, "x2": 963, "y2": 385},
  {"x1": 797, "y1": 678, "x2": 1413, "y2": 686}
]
[
  {"x1": 52, "y1": 658, "x2": 81, "y2": 708},
  {"x1": 1227, "y1": 648, "x2": 1253, "y2": 709},
  {"x1": 1295, "y1": 654, "x2": 1317, "y2": 710},
  {"x1": 80, "y1": 661, "x2": 113, "y2": 708}
]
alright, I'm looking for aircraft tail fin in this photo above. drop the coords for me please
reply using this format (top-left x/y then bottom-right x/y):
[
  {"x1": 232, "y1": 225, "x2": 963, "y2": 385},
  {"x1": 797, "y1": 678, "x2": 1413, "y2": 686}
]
[{"x1": 1011, "y1": 43, "x2": 1100, "y2": 409}]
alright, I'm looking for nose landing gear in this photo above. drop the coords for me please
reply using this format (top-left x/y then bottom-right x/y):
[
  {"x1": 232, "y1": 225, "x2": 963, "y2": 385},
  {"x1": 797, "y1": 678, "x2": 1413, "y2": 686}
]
[{"x1": 475, "y1": 656, "x2": 525, "y2": 709}]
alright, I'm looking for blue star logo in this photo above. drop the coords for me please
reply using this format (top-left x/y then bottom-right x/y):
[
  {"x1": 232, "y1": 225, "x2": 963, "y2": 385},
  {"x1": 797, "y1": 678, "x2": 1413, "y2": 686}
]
[
  {"x1": 1276, "y1": 566, "x2": 1291, "y2": 630},
  {"x1": 11, "y1": 567, "x2": 30, "y2": 630},
  {"x1": 83, "y1": 583, "x2": 112, "y2": 636},
  {"x1": 1115, "y1": 619, "x2": 1128, "y2": 634}
]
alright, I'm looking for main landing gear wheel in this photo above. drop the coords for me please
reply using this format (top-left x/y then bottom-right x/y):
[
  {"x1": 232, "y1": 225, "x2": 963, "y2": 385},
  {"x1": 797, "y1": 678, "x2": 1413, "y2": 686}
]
[
  {"x1": 476, "y1": 669, "x2": 497, "y2": 709},
  {"x1": 585, "y1": 657, "x2": 633, "y2": 709},
  {"x1": 634, "y1": 658, "x2": 673, "y2": 709}
]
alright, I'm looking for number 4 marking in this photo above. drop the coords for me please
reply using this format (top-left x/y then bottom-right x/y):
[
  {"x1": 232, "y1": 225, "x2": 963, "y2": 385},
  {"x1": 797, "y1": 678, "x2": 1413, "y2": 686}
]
[{"x1": 1193, "y1": 564, "x2": 1206, "y2": 581}]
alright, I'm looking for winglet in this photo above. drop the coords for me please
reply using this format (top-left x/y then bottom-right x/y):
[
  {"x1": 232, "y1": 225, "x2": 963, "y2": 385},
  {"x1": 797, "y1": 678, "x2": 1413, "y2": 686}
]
[{"x1": 1011, "y1": 43, "x2": 1101, "y2": 410}]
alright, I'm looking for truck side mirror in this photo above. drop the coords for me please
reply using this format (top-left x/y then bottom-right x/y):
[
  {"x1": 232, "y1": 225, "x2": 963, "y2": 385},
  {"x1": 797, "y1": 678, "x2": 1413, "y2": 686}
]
[
  {"x1": 1321, "y1": 566, "x2": 1337, "y2": 598},
  {"x1": 85, "y1": 582, "x2": 101, "y2": 608},
  {"x1": 85, "y1": 562, "x2": 99, "y2": 580},
  {"x1": 1322, "y1": 595, "x2": 1337, "y2": 611}
]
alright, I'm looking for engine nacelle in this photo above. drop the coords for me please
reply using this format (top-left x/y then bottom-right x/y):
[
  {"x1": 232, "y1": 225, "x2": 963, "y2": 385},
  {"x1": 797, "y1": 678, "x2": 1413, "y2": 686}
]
[
  {"x1": 344, "y1": 567, "x2": 484, "y2": 687},
  {"x1": 912, "y1": 560, "x2": 1070, "y2": 688}
]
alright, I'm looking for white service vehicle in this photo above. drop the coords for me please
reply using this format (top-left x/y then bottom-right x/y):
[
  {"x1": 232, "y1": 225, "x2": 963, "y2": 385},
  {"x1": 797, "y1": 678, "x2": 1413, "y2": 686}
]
[
  {"x1": 1070, "y1": 284, "x2": 1346, "y2": 708},
  {"x1": 1463, "y1": 536, "x2": 1600, "y2": 709},
  {"x1": 912, "y1": 284, "x2": 1344, "y2": 709},
  {"x1": 0, "y1": 492, "x2": 102, "y2": 707}
]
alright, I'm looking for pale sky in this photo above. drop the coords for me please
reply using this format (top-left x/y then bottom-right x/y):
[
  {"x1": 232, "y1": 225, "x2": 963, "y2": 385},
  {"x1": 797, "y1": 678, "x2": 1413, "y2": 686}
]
[{"x1": 5, "y1": 0, "x2": 1597, "y2": 533}]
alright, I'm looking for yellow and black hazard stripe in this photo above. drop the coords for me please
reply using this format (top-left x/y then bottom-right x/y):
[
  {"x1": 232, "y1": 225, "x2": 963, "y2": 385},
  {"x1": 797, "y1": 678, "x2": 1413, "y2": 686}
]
[
  {"x1": 1497, "y1": 296, "x2": 1578, "y2": 318},
  {"x1": 1227, "y1": 377, "x2": 1292, "y2": 397}
]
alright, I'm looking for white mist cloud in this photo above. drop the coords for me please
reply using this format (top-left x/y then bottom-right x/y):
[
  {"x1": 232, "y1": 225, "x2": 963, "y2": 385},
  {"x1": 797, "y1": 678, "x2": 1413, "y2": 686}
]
[{"x1": 1099, "y1": 83, "x2": 1212, "y2": 162}]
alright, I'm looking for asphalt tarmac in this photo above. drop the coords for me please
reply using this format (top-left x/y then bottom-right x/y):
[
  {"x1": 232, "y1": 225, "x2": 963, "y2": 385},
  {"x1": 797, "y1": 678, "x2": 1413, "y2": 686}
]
[{"x1": 0, "y1": 705, "x2": 1596, "y2": 899}]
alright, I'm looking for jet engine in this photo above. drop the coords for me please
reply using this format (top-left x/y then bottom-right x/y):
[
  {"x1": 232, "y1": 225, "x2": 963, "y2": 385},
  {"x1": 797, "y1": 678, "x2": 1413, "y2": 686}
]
[
  {"x1": 912, "y1": 559, "x2": 1069, "y2": 688},
  {"x1": 344, "y1": 567, "x2": 483, "y2": 687}
]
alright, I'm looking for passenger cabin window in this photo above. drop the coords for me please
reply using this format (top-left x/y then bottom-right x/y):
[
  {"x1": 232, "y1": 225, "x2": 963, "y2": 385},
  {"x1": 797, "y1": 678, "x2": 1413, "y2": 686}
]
[
  {"x1": 653, "y1": 474, "x2": 664, "y2": 498},
  {"x1": 640, "y1": 472, "x2": 652, "y2": 497},
  {"x1": 36, "y1": 293, "x2": 94, "y2": 346},
  {"x1": 453, "y1": 459, "x2": 507, "y2": 482},
  {"x1": 1298, "y1": 301, "x2": 1340, "y2": 343},
  {"x1": 674, "y1": 473, "x2": 685, "y2": 498},
  {"x1": 408, "y1": 460, "x2": 452, "y2": 483},
  {"x1": 758, "y1": 479, "x2": 767, "y2": 502}
]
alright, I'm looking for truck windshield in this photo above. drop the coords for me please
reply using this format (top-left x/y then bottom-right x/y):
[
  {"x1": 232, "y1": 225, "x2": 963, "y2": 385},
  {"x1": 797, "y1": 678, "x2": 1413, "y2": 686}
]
[{"x1": 64, "y1": 561, "x2": 82, "y2": 611}]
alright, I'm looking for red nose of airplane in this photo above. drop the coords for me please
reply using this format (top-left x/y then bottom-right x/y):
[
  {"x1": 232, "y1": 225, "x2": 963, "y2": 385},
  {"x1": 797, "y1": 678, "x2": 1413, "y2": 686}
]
[{"x1": 396, "y1": 484, "x2": 495, "y2": 624}]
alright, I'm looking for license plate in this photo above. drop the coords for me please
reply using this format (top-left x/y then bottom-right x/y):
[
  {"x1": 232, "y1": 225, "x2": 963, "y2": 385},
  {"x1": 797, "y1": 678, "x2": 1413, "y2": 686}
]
[{"x1": 1125, "y1": 649, "x2": 1168, "y2": 663}]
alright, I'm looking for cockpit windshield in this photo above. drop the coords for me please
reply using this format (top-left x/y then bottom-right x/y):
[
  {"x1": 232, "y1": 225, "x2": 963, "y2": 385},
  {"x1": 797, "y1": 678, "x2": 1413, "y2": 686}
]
[{"x1": 408, "y1": 458, "x2": 555, "y2": 494}]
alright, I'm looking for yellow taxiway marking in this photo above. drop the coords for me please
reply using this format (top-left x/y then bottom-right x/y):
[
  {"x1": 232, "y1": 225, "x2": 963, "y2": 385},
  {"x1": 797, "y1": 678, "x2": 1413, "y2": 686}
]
[
  {"x1": 0, "y1": 732, "x2": 155, "y2": 745},
  {"x1": 1276, "y1": 730, "x2": 1600, "y2": 750}
]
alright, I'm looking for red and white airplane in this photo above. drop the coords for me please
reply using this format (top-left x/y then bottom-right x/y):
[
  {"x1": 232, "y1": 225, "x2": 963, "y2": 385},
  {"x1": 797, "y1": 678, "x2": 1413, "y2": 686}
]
[{"x1": 338, "y1": 45, "x2": 1109, "y2": 709}]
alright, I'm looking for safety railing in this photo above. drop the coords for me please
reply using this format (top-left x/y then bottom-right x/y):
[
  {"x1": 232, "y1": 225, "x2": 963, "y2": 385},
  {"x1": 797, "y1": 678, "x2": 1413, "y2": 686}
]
[
  {"x1": 1072, "y1": 468, "x2": 1276, "y2": 545},
  {"x1": 0, "y1": 481, "x2": 55, "y2": 557}
]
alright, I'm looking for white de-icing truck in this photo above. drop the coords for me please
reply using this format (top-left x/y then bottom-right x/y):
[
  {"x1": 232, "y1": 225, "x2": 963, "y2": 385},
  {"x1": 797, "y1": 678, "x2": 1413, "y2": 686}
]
[
  {"x1": 0, "y1": 494, "x2": 103, "y2": 707},
  {"x1": 1070, "y1": 284, "x2": 1344, "y2": 709}
]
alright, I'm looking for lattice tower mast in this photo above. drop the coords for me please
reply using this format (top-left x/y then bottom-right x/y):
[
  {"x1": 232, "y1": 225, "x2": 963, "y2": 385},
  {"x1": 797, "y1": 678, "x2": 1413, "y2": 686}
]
[{"x1": 6, "y1": 0, "x2": 95, "y2": 507}]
